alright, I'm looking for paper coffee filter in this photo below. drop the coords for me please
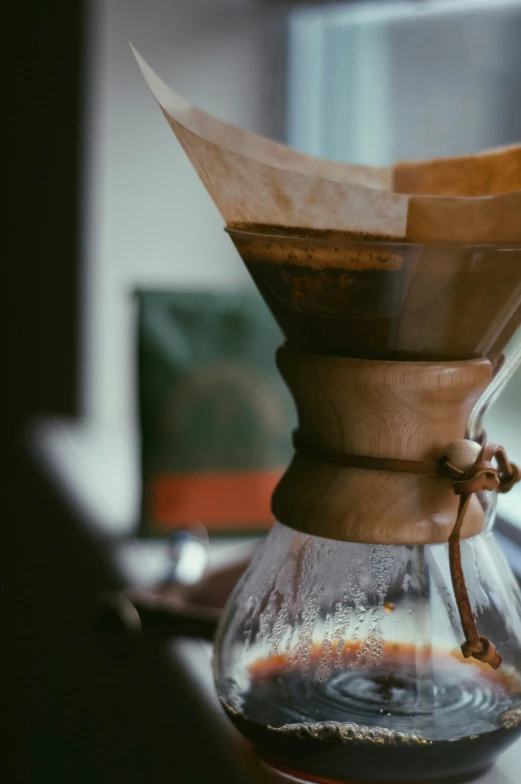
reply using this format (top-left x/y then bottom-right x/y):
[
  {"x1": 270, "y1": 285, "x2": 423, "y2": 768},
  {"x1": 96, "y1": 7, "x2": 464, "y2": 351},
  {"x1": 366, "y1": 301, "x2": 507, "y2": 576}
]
[{"x1": 132, "y1": 45, "x2": 521, "y2": 243}]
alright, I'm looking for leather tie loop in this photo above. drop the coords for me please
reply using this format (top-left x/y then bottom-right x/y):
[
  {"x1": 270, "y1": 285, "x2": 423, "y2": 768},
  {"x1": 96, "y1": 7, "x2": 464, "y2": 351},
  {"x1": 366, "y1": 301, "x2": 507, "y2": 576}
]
[
  {"x1": 292, "y1": 431, "x2": 521, "y2": 670},
  {"x1": 500, "y1": 463, "x2": 521, "y2": 494},
  {"x1": 446, "y1": 463, "x2": 500, "y2": 495}
]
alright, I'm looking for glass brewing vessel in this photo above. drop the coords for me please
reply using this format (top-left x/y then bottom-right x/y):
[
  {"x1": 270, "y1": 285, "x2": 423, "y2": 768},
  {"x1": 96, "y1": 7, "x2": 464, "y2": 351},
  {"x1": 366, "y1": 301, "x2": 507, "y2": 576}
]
[{"x1": 215, "y1": 230, "x2": 521, "y2": 783}]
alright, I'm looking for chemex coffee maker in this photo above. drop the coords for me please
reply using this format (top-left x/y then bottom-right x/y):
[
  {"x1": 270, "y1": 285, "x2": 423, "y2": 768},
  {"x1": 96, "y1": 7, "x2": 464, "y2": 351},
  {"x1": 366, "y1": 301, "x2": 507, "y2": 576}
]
[{"x1": 134, "y1": 49, "x2": 521, "y2": 783}]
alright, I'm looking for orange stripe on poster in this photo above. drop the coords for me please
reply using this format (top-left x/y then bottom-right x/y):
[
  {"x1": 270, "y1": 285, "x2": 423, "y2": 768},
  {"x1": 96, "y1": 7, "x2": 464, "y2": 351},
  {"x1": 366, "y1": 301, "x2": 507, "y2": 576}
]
[{"x1": 150, "y1": 469, "x2": 284, "y2": 529}]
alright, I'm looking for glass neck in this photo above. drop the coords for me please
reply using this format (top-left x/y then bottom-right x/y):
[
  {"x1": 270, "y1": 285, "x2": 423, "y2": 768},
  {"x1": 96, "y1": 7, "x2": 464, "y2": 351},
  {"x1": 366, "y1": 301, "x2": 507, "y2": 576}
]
[{"x1": 467, "y1": 334, "x2": 521, "y2": 442}]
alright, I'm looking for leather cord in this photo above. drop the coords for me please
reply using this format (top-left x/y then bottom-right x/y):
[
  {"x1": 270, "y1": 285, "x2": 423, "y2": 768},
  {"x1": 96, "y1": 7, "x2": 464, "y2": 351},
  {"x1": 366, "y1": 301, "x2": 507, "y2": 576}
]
[
  {"x1": 441, "y1": 443, "x2": 519, "y2": 669},
  {"x1": 292, "y1": 431, "x2": 439, "y2": 475},
  {"x1": 292, "y1": 431, "x2": 520, "y2": 669}
]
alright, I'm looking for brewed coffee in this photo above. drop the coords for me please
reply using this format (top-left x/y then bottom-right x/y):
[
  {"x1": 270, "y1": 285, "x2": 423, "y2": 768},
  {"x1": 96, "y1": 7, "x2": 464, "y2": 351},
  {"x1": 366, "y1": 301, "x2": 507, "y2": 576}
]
[
  {"x1": 229, "y1": 226, "x2": 521, "y2": 366},
  {"x1": 223, "y1": 643, "x2": 521, "y2": 783}
]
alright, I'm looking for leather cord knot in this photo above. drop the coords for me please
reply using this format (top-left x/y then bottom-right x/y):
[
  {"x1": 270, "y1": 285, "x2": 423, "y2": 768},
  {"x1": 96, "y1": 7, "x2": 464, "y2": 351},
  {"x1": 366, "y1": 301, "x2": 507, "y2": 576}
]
[{"x1": 461, "y1": 636, "x2": 500, "y2": 666}]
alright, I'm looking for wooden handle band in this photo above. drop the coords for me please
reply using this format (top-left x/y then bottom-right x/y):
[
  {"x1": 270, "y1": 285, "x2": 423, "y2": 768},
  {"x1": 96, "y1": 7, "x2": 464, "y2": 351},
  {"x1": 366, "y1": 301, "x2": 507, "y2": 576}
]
[{"x1": 273, "y1": 350, "x2": 494, "y2": 545}]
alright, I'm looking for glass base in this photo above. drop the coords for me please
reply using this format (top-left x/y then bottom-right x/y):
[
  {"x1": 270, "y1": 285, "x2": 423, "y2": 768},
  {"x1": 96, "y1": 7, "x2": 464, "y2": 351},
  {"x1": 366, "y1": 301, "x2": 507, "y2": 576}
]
[{"x1": 258, "y1": 757, "x2": 492, "y2": 784}]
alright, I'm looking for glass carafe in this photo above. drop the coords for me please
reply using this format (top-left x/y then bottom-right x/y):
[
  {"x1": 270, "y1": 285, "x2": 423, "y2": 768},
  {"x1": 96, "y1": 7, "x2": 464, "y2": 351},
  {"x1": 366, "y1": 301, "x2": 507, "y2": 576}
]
[{"x1": 214, "y1": 230, "x2": 521, "y2": 783}]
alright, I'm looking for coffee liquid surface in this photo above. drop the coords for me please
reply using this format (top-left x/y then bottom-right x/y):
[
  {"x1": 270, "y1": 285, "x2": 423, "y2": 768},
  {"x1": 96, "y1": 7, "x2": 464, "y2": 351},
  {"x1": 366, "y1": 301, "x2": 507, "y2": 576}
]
[{"x1": 223, "y1": 644, "x2": 521, "y2": 783}]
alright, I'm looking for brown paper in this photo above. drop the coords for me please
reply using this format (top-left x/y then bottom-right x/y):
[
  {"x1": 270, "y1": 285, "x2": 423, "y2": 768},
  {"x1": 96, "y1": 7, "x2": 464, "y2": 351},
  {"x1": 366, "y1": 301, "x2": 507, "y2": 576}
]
[
  {"x1": 132, "y1": 45, "x2": 521, "y2": 243},
  {"x1": 394, "y1": 145, "x2": 521, "y2": 197}
]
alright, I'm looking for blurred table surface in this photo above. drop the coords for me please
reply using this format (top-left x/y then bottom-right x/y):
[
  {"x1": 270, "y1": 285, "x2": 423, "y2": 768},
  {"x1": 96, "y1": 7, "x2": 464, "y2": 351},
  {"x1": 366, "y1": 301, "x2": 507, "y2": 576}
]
[{"x1": 19, "y1": 417, "x2": 521, "y2": 784}]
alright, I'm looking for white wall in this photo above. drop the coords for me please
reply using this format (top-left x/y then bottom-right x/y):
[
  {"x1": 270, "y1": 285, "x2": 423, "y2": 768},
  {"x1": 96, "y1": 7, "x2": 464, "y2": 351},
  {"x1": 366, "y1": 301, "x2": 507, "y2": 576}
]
[{"x1": 82, "y1": 0, "x2": 286, "y2": 429}]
